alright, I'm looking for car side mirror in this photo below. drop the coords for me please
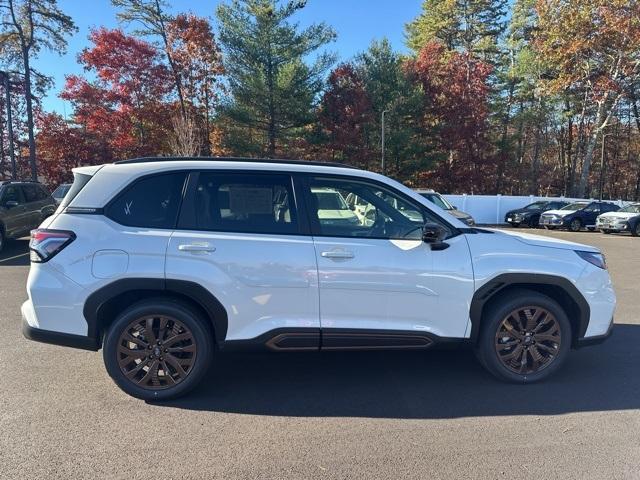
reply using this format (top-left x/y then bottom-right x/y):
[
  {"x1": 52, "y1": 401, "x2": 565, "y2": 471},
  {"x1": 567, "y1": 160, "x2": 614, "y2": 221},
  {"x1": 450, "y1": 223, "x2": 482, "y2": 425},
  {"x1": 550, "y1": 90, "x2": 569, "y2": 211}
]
[
  {"x1": 4, "y1": 200, "x2": 18, "y2": 209},
  {"x1": 422, "y1": 223, "x2": 449, "y2": 250}
]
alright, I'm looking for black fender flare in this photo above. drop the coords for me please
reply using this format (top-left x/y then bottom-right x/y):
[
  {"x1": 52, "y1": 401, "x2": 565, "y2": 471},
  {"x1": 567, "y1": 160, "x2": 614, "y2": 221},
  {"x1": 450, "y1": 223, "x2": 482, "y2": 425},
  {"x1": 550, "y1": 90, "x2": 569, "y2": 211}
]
[
  {"x1": 469, "y1": 273, "x2": 590, "y2": 345},
  {"x1": 83, "y1": 278, "x2": 228, "y2": 345}
]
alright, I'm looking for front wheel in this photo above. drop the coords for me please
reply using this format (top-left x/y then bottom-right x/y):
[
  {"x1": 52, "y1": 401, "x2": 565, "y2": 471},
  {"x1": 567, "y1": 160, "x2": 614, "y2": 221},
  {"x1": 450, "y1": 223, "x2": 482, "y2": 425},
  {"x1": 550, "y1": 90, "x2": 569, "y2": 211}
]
[
  {"x1": 0, "y1": 228, "x2": 4, "y2": 253},
  {"x1": 602, "y1": 229, "x2": 611, "y2": 234},
  {"x1": 569, "y1": 218, "x2": 582, "y2": 232},
  {"x1": 475, "y1": 290, "x2": 571, "y2": 383},
  {"x1": 632, "y1": 223, "x2": 640, "y2": 237},
  {"x1": 103, "y1": 299, "x2": 214, "y2": 401}
]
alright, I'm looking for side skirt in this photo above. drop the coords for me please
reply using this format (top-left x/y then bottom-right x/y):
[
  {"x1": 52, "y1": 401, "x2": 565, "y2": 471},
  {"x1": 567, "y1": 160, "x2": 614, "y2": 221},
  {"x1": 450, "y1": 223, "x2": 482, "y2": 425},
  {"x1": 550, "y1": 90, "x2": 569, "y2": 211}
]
[{"x1": 221, "y1": 328, "x2": 464, "y2": 352}]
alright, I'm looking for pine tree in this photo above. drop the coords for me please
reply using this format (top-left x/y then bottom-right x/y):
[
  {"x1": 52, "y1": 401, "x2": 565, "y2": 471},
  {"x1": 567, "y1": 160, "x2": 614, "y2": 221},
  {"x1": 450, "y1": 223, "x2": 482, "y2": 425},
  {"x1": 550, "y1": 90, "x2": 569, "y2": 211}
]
[{"x1": 216, "y1": 0, "x2": 336, "y2": 157}]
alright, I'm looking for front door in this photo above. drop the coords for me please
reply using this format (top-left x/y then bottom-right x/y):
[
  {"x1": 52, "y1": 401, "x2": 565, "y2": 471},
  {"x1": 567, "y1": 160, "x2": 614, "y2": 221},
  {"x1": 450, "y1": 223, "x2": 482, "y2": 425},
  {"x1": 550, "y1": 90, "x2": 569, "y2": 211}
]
[
  {"x1": 302, "y1": 175, "x2": 474, "y2": 345},
  {"x1": 166, "y1": 171, "x2": 320, "y2": 346}
]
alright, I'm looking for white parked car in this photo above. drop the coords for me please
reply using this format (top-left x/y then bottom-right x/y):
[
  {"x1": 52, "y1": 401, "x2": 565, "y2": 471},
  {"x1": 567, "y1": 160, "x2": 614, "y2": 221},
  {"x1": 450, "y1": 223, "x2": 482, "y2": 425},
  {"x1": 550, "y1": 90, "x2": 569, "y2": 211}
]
[
  {"x1": 22, "y1": 158, "x2": 616, "y2": 400},
  {"x1": 596, "y1": 203, "x2": 640, "y2": 235}
]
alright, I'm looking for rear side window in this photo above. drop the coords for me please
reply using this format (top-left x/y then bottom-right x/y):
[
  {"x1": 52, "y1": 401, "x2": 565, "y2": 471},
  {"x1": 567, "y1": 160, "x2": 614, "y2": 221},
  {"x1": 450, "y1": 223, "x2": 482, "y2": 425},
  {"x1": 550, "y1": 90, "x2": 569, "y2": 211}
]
[
  {"x1": 22, "y1": 184, "x2": 40, "y2": 203},
  {"x1": 187, "y1": 172, "x2": 298, "y2": 235},
  {"x1": 61, "y1": 173, "x2": 93, "y2": 208},
  {"x1": 107, "y1": 173, "x2": 187, "y2": 229}
]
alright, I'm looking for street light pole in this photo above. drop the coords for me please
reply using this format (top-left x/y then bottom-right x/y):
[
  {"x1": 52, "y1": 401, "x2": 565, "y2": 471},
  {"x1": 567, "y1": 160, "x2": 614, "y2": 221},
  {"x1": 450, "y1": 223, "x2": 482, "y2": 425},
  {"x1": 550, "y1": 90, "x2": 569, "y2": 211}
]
[
  {"x1": 1, "y1": 71, "x2": 17, "y2": 179},
  {"x1": 381, "y1": 110, "x2": 389, "y2": 174}
]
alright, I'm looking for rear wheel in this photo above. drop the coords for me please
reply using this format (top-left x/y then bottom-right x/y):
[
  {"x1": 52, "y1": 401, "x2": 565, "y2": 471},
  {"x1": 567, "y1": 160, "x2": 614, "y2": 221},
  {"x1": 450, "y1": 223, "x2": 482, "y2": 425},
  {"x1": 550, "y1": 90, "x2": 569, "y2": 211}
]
[
  {"x1": 569, "y1": 218, "x2": 582, "y2": 232},
  {"x1": 475, "y1": 290, "x2": 571, "y2": 383},
  {"x1": 103, "y1": 299, "x2": 214, "y2": 401}
]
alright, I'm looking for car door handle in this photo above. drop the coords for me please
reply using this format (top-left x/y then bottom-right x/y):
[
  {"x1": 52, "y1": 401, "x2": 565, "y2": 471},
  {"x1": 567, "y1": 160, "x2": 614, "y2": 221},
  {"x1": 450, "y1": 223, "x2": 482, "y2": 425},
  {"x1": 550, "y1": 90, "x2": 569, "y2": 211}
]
[
  {"x1": 321, "y1": 250, "x2": 355, "y2": 259},
  {"x1": 178, "y1": 243, "x2": 216, "y2": 253}
]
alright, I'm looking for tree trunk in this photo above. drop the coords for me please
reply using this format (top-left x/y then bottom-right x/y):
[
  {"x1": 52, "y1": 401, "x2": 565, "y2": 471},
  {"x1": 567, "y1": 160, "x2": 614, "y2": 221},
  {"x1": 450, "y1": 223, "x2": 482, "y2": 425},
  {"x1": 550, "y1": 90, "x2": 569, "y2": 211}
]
[{"x1": 22, "y1": 47, "x2": 37, "y2": 181}]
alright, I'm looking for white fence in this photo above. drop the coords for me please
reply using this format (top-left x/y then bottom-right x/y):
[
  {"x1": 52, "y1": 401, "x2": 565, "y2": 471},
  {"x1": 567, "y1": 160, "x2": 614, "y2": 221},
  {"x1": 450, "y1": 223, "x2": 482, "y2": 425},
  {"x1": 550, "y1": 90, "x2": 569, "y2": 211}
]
[{"x1": 441, "y1": 194, "x2": 630, "y2": 225}]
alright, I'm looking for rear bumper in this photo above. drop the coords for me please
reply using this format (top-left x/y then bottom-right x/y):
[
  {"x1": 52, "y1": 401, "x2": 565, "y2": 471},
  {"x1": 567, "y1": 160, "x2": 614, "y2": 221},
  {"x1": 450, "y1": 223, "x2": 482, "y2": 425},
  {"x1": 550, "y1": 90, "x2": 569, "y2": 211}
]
[{"x1": 21, "y1": 301, "x2": 98, "y2": 351}]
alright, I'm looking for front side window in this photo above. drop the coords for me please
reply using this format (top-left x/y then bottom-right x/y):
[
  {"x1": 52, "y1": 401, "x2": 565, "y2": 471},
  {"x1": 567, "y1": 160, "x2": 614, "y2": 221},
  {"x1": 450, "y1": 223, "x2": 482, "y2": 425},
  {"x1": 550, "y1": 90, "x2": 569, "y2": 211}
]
[
  {"x1": 107, "y1": 172, "x2": 187, "y2": 229},
  {"x1": 562, "y1": 202, "x2": 588, "y2": 211},
  {"x1": 308, "y1": 177, "x2": 443, "y2": 240},
  {"x1": 583, "y1": 203, "x2": 600, "y2": 213},
  {"x1": 22, "y1": 184, "x2": 40, "y2": 203},
  {"x1": 189, "y1": 172, "x2": 298, "y2": 235}
]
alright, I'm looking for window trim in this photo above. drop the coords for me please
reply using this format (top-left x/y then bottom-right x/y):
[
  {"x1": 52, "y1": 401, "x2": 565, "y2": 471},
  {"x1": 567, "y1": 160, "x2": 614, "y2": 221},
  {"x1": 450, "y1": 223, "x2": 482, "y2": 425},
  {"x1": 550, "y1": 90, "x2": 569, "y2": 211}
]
[
  {"x1": 176, "y1": 170, "x2": 309, "y2": 236},
  {"x1": 104, "y1": 170, "x2": 190, "y2": 230},
  {"x1": 298, "y1": 173, "x2": 459, "y2": 241}
]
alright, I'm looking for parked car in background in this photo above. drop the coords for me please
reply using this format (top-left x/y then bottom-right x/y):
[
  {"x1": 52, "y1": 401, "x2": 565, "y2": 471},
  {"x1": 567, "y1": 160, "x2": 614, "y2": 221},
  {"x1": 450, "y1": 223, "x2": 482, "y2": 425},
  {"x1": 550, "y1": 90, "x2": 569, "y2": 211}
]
[
  {"x1": 504, "y1": 200, "x2": 569, "y2": 228},
  {"x1": 596, "y1": 202, "x2": 640, "y2": 236},
  {"x1": 0, "y1": 181, "x2": 56, "y2": 252},
  {"x1": 51, "y1": 183, "x2": 72, "y2": 205},
  {"x1": 540, "y1": 201, "x2": 619, "y2": 232},
  {"x1": 312, "y1": 187, "x2": 361, "y2": 227},
  {"x1": 415, "y1": 189, "x2": 475, "y2": 226}
]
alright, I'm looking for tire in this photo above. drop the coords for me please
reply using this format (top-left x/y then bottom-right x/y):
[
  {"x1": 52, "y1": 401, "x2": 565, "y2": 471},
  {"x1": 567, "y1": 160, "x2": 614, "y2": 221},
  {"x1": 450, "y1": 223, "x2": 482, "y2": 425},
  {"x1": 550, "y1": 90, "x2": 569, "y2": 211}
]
[
  {"x1": 474, "y1": 289, "x2": 571, "y2": 383},
  {"x1": 544, "y1": 226, "x2": 556, "y2": 230},
  {"x1": 0, "y1": 227, "x2": 4, "y2": 254},
  {"x1": 632, "y1": 223, "x2": 640, "y2": 237},
  {"x1": 602, "y1": 229, "x2": 611, "y2": 234},
  {"x1": 103, "y1": 299, "x2": 214, "y2": 401},
  {"x1": 569, "y1": 218, "x2": 582, "y2": 232},
  {"x1": 587, "y1": 227, "x2": 595, "y2": 232}
]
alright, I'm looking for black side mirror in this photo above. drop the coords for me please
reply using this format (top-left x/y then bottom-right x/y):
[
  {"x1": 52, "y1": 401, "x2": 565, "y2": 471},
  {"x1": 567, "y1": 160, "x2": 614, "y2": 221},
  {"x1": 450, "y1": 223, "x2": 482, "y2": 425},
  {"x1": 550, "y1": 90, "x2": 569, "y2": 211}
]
[
  {"x1": 4, "y1": 200, "x2": 19, "y2": 209},
  {"x1": 422, "y1": 223, "x2": 449, "y2": 250}
]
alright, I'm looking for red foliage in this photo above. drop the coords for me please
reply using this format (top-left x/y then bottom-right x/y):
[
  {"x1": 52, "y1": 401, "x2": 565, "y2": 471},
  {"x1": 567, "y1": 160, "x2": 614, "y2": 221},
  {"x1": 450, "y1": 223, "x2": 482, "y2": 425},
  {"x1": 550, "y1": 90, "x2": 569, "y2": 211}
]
[
  {"x1": 60, "y1": 28, "x2": 174, "y2": 160},
  {"x1": 406, "y1": 41, "x2": 494, "y2": 193},
  {"x1": 319, "y1": 63, "x2": 373, "y2": 167}
]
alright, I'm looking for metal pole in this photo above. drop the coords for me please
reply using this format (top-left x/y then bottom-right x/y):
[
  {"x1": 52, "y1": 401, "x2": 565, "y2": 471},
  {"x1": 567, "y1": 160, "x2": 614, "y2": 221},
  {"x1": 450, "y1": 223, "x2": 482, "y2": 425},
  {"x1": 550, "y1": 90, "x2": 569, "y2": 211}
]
[
  {"x1": 381, "y1": 110, "x2": 388, "y2": 174},
  {"x1": 2, "y1": 71, "x2": 16, "y2": 179}
]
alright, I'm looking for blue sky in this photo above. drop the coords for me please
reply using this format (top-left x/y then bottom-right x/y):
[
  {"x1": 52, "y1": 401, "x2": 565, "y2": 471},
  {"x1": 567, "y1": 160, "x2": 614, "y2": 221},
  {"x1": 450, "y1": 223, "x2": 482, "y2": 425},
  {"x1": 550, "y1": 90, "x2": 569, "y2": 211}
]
[{"x1": 30, "y1": 0, "x2": 421, "y2": 115}]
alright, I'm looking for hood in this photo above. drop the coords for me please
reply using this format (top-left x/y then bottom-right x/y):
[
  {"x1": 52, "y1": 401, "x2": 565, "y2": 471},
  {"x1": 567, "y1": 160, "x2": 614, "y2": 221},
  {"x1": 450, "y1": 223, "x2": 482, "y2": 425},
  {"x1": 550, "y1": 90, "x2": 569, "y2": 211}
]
[
  {"x1": 598, "y1": 211, "x2": 638, "y2": 220},
  {"x1": 449, "y1": 209, "x2": 472, "y2": 220},
  {"x1": 541, "y1": 209, "x2": 577, "y2": 217},
  {"x1": 486, "y1": 228, "x2": 599, "y2": 252}
]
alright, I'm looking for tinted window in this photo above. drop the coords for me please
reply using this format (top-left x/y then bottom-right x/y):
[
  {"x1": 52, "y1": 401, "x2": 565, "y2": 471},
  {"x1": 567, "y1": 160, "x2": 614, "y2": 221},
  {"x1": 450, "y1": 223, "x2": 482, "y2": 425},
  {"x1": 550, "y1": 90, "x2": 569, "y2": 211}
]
[
  {"x1": 1, "y1": 185, "x2": 22, "y2": 205},
  {"x1": 189, "y1": 172, "x2": 298, "y2": 235},
  {"x1": 22, "y1": 184, "x2": 40, "y2": 203},
  {"x1": 52, "y1": 184, "x2": 71, "y2": 200},
  {"x1": 36, "y1": 185, "x2": 49, "y2": 200},
  {"x1": 308, "y1": 177, "x2": 442, "y2": 240},
  {"x1": 583, "y1": 203, "x2": 600, "y2": 213},
  {"x1": 107, "y1": 173, "x2": 187, "y2": 228}
]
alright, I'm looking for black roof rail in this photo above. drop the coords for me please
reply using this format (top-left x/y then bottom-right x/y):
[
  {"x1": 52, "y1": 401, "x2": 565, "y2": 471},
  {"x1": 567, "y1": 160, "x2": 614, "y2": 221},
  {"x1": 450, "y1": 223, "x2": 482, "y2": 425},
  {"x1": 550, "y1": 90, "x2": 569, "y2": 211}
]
[
  {"x1": 113, "y1": 156, "x2": 360, "y2": 170},
  {"x1": 0, "y1": 179, "x2": 41, "y2": 185}
]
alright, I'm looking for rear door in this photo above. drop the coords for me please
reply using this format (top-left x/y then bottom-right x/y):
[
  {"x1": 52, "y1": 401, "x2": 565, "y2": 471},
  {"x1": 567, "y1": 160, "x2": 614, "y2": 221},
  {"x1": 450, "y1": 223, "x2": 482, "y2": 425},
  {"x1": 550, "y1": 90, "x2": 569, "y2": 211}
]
[
  {"x1": 166, "y1": 171, "x2": 320, "y2": 345},
  {"x1": 0, "y1": 185, "x2": 28, "y2": 236}
]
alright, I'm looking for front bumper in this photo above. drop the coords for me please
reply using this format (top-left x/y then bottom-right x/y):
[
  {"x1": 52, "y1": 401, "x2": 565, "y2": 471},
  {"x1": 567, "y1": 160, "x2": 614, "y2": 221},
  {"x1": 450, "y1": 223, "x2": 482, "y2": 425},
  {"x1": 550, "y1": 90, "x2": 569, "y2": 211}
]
[
  {"x1": 596, "y1": 220, "x2": 629, "y2": 232},
  {"x1": 576, "y1": 319, "x2": 614, "y2": 348},
  {"x1": 21, "y1": 300, "x2": 98, "y2": 351},
  {"x1": 539, "y1": 216, "x2": 565, "y2": 226}
]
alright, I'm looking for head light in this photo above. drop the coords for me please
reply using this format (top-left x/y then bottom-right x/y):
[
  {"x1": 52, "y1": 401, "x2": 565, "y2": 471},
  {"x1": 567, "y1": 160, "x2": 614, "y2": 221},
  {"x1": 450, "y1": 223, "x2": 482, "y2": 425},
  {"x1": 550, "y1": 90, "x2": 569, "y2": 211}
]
[{"x1": 575, "y1": 250, "x2": 607, "y2": 270}]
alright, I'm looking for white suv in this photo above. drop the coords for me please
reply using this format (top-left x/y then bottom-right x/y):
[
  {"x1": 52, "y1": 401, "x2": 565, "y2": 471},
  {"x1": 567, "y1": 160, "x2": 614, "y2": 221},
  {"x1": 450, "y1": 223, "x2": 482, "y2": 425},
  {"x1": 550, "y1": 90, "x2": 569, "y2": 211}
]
[{"x1": 22, "y1": 158, "x2": 616, "y2": 400}]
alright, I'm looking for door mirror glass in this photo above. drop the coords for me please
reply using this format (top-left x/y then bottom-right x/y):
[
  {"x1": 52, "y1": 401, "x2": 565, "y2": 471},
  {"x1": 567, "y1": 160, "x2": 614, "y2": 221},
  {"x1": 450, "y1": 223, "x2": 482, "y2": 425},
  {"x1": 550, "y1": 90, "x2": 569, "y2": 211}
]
[{"x1": 422, "y1": 223, "x2": 449, "y2": 250}]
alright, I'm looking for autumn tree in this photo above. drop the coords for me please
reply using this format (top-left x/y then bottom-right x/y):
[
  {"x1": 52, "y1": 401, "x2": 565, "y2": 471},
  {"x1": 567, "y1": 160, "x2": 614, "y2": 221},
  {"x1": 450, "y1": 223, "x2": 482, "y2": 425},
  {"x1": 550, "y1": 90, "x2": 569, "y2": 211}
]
[
  {"x1": 319, "y1": 63, "x2": 372, "y2": 167},
  {"x1": 535, "y1": 0, "x2": 640, "y2": 197},
  {"x1": 0, "y1": 0, "x2": 76, "y2": 180},
  {"x1": 216, "y1": 0, "x2": 336, "y2": 157},
  {"x1": 166, "y1": 13, "x2": 224, "y2": 155},
  {"x1": 407, "y1": 41, "x2": 493, "y2": 192},
  {"x1": 112, "y1": 0, "x2": 187, "y2": 117},
  {"x1": 61, "y1": 28, "x2": 173, "y2": 159}
]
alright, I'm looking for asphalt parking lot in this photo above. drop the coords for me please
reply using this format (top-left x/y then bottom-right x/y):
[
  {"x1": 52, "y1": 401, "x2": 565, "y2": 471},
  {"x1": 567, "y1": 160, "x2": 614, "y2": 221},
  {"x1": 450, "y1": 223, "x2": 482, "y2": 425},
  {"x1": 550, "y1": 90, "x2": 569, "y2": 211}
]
[{"x1": 1, "y1": 230, "x2": 639, "y2": 479}]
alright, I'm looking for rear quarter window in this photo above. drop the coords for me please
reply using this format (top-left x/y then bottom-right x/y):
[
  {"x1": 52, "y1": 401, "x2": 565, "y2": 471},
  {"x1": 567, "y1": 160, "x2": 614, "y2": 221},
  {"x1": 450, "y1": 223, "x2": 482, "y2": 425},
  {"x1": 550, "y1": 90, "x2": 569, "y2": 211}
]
[{"x1": 106, "y1": 172, "x2": 187, "y2": 229}]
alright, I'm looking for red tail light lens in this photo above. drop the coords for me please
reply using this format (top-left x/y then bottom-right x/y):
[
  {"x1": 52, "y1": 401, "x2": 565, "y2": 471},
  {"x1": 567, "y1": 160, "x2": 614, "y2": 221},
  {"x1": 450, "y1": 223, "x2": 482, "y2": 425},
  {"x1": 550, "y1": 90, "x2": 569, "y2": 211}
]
[{"x1": 29, "y1": 229, "x2": 76, "y2": 263}]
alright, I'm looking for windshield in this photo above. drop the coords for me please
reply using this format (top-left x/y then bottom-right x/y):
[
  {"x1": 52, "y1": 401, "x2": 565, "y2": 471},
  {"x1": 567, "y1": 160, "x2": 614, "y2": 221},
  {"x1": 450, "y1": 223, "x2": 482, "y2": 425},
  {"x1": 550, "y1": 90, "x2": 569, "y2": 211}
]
[
  {"x1": 561, "y1": 202, "x2": 588, "y2": 211},
  {"x1": 619, "y1": 204, "x2": 640, "y2": 214},
  {"x1": 525, "y1": 201, "x2": 548, "y2": 210},
  {"x1": 314, "y1": 190, "x2": 349, "y2": 210},
  {"x1": 421, "y1": 193, "x2": 453, "y2": 210}
]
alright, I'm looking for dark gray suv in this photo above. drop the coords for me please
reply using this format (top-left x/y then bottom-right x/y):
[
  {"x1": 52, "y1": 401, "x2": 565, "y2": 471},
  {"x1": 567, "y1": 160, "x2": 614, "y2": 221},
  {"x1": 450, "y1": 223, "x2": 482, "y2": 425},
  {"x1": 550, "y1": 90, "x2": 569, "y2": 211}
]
[{"x1": 0, "y1": 181, "x2": 56, "y2": 252}]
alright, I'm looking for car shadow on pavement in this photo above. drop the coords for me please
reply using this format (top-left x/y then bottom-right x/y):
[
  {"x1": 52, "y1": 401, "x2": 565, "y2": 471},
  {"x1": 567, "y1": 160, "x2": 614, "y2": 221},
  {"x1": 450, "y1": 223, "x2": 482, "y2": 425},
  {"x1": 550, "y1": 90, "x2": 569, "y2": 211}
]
[
  {"x1": 0, "y1": 239, "x2": 30, "y2": 266},
  {"x1": 160, "y1": 324, "x2": 640, "y2": 419}
]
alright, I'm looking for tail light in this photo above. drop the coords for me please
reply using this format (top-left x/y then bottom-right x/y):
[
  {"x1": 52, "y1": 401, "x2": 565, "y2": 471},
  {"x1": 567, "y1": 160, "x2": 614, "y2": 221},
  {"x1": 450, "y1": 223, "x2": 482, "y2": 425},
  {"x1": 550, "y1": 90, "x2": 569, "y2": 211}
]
[{"x1": 29, "y1": 229, "x2": 76, "y2": 263}]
